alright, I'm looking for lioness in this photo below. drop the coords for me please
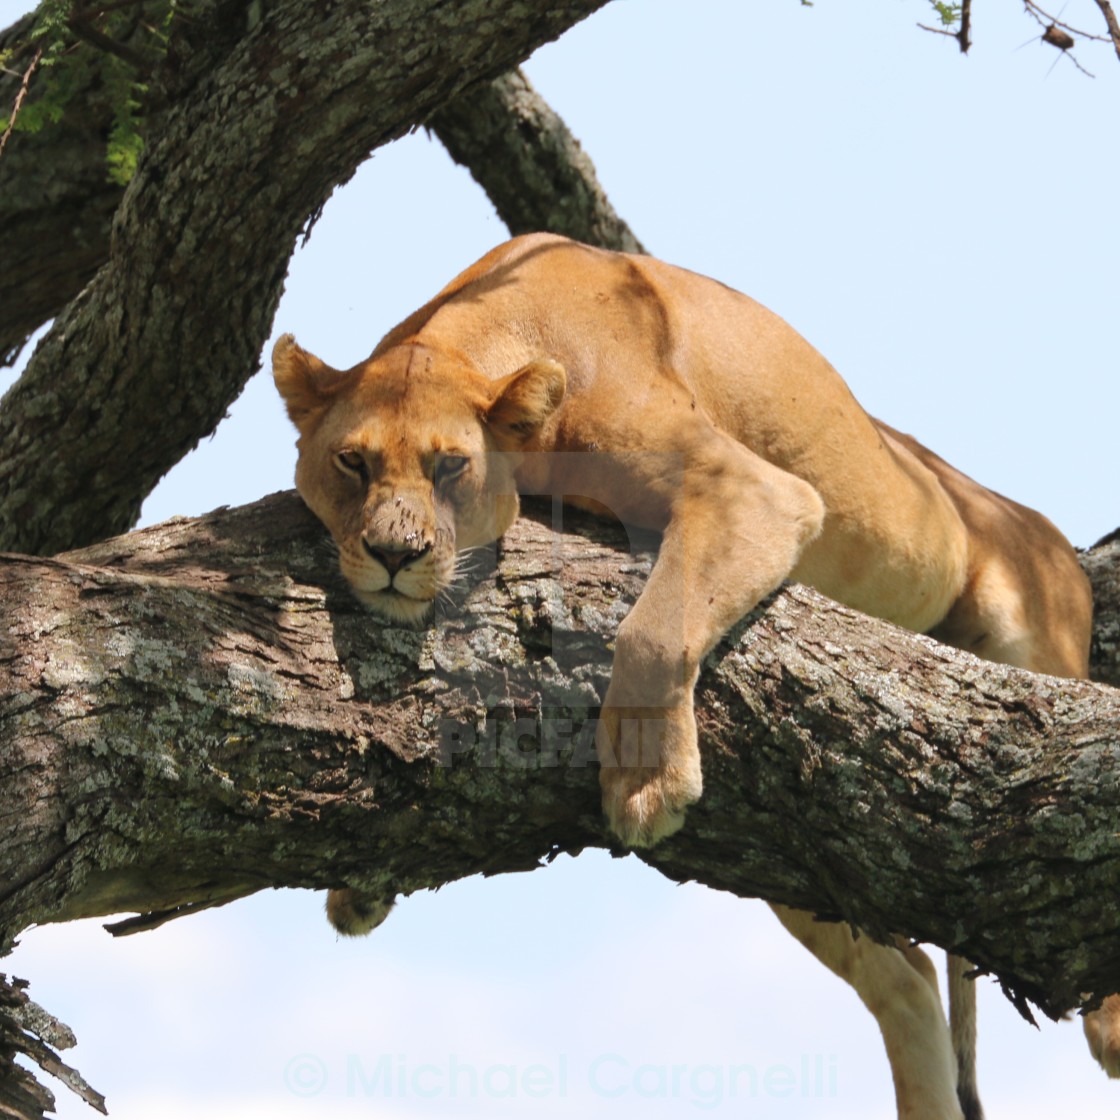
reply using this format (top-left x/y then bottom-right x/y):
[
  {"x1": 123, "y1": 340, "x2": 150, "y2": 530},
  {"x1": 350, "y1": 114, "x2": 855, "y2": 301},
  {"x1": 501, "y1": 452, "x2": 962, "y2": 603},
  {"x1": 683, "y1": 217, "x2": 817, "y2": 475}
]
[{"x1": 274, "y1": 233, "x2": 1101, "y2": 1120}]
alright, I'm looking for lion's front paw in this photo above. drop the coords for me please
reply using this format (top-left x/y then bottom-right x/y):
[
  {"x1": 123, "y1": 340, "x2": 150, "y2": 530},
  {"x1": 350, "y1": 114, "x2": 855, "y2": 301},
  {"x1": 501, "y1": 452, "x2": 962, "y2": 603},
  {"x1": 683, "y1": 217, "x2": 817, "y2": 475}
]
[
  {"x1": 1084, "y1": 997, "x2": 1120, "y2": 1078},
  {"x1": 596, "y1": 704, "x2": 703, "y2": 848}
]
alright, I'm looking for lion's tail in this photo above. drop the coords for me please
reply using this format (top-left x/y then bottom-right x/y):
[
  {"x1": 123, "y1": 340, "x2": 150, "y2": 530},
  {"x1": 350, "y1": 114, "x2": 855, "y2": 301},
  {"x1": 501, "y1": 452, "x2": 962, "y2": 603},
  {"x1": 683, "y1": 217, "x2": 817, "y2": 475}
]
[{"x1": 948, "y1": 953, "x2": 984, "y2": 1120}]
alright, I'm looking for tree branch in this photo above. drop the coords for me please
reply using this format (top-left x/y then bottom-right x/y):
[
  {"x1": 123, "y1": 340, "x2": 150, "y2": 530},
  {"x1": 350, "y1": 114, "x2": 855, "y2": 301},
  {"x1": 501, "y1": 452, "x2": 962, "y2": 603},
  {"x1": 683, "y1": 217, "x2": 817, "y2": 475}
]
[
  {"x1": 0, "y1": 973, "x2": 106, "y2": 1119},
  {"x1": 66, "y1": 14, "x2": 152, "y2": 74},
  {"x1": 429, "y1": 68, "x2": 644, "y2": 253},
  {"x1": 2, "y1": 493, "x2": 1119, "y2": 1022},
  {"x1": 1092, "y1": 0, "x2": 1120, "y2": 62}
]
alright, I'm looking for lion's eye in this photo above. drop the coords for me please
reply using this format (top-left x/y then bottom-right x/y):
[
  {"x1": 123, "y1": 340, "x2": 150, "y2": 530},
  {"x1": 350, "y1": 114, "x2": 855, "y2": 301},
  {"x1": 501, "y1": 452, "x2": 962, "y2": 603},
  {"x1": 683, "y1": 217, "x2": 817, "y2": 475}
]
[
  {"x1": 334, "y1": 450, "x2": 367, "y2": 479},
  {"x1": 435, "y1": 455, "x2": 469, "y2": 484}
]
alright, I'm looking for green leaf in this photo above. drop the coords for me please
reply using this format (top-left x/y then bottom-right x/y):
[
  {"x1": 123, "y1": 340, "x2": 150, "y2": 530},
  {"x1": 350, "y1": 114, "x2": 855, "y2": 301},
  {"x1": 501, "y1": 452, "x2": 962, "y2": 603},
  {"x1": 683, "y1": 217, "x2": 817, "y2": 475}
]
[{"x1": 928, "y1": 1, "x2": 963, "y2": 29}]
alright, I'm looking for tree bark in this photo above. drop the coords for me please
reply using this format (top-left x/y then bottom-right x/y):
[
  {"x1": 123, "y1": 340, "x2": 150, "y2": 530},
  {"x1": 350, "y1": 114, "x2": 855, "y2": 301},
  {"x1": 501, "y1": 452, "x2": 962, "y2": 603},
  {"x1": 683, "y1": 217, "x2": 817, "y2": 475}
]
[
  {"x1": 0, "y1": 974, "x2": 105, "y2": 1118},
  {"x1": 1087, "y1": 527, "x2": 1120, "y2": 687},
  {"x1": 2, "y1": 492, "x2": 1119, "y2": 1021},
  {"x1": 0, "y1": 0, "x2": 610, "y2": 557},
  {"x1": 0, "y1": 11, "x2": 119, "y2": 367}
]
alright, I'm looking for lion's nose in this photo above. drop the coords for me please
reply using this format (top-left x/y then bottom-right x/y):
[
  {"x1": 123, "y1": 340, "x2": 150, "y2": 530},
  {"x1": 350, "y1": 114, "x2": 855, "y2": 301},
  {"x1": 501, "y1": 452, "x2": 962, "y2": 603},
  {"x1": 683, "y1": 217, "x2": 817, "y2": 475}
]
[{"x1": 363, "y1": 540, "x2": 431, "y2": 575}]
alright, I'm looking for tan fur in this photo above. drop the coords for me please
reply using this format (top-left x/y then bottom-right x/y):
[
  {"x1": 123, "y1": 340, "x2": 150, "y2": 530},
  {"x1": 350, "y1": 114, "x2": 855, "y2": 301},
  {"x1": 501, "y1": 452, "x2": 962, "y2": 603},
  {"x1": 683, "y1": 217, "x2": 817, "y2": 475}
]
[
  {"x1": 274, "y1": 233, "x2": 1096, "y2": 1116},
  {"x1": 1084, "y1": 995, "x2": 1120, "y2": 1078},
  {"x1": 325, "y1": 888, "x2": 394, "y2": 937}
]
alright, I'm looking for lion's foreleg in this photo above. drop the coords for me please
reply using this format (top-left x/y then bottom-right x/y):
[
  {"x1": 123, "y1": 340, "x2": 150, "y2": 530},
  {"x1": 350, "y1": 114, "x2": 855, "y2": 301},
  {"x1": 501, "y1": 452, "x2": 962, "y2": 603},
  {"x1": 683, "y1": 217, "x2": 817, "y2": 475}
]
[{"x1": 597, "y1": 437, "x2": 823, "y2": 848}]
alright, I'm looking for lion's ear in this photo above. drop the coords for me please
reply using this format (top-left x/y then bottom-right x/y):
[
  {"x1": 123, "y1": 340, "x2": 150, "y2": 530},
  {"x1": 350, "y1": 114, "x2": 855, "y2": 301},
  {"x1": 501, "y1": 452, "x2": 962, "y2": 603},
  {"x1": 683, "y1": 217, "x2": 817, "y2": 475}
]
[
  {"x1": 486, "y1": 359, "x2": 567, "y2": 447},
  {"x1": 272, "y1": 334, "x2": 349, "y2": 430}
]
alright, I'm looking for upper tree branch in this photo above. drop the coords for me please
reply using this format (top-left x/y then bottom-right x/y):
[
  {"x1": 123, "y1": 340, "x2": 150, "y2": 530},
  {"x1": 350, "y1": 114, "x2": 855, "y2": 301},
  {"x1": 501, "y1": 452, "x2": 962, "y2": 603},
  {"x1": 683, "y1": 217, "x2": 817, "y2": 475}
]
[
  {"x1": 2, "y1": 492, "x2": 1119, "y2": 1021},
  {"x1": 0, "y1": 0, "x2": 610, "y2": 556},
  {"x1": 429, "y1": 68, "x2": 644, "y2": 253}
]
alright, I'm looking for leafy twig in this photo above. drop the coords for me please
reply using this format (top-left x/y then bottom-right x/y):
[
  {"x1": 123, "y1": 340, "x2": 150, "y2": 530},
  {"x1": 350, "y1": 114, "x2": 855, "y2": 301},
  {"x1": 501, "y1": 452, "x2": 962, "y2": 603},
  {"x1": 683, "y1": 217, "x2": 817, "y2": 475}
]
[{"x1": 918, "y1": 0, "x2": 973, "y2": 53}]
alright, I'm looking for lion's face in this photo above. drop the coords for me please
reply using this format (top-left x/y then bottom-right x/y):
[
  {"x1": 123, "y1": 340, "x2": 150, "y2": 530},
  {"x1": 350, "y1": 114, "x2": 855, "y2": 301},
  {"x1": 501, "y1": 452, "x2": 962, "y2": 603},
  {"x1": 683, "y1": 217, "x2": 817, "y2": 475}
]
[{"x1": 273, "y1": 335, "x2": 565, "y2": 623}]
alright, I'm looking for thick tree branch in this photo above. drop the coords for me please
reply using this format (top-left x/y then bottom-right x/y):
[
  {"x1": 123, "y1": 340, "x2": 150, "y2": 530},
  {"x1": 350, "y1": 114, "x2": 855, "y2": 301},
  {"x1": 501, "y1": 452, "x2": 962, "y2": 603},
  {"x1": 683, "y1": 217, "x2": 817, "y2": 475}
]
[
  {"x1": 0, "y1": 0, "x2": 610, "y2": 556},
  {"x1": 429, "y1": 68, "x2": 644, "y2": 253},
  {"x1": 2, "y1": 493, "x2": 1119, "y2": 1022},
  {"x1": 2, "y1": 5, "x2": 1114, "y2": 1115}
]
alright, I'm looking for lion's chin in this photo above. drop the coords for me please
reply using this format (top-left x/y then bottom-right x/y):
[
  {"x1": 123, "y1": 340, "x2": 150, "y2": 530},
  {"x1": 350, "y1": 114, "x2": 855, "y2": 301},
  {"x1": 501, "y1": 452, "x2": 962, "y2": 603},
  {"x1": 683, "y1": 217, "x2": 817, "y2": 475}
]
[{"x1": 350, "y1": 587, "x2": 436, "y2": 625}]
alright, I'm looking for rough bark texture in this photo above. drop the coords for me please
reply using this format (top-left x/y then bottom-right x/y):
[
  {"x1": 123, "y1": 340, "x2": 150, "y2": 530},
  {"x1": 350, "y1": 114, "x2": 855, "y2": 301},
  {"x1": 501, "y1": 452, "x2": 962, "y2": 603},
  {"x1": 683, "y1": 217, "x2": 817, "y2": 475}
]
[
  {"x1": 0, "y1": 0, "x2": 610, "y2": 557},
  {"x1": 0, "y1": 4, "x2": 170, "y2": 367},
  {"x1": 2, "y1": 493, "x2": 1119, "y2": 1022},
  {"x1": 430, "y1": 68, "x2": 645, "y2": 253},
  {"x1": 1087, "y1": 528, "x2": 1120, "y2": 687}
]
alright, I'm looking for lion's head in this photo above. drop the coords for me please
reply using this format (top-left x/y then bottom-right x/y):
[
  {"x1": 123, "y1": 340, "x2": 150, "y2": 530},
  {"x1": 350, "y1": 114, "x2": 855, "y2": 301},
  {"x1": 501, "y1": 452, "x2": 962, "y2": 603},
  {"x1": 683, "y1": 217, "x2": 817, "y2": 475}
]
[{"x1": 273, "y1": 334, "x2": 566, "y2": 623}]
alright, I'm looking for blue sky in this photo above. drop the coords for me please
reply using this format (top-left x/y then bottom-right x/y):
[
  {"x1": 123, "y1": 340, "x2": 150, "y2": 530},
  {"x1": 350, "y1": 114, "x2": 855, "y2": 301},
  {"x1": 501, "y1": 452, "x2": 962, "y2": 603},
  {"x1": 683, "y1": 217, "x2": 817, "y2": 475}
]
[{"x1": 3, "y1": 1, "x2": 1118, "y2": 1117}]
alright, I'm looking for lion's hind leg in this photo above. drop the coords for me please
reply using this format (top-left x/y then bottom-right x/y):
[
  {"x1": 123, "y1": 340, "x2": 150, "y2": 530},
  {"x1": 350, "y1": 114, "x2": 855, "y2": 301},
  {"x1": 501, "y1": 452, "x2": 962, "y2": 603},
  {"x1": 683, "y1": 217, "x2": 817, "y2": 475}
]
[
  {"x1": 772, "y1": 904, "x2": 969, "y2": 1120},
  {"x1": 926, "y1": 544, "x2": 1090, "y2": 681}
]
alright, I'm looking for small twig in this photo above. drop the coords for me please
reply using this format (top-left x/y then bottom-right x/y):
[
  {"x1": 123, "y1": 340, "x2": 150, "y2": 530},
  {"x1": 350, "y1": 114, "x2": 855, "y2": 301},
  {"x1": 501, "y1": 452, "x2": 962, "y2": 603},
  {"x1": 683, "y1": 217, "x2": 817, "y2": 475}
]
[
  {"x1": 1052, "y1": 42, "x2": 1097, "y2": 75},
  {"x1": 1022, "y1": 0, "x2": 1111, "y2": 42},
  {"x1": 1020, "y1": 1, "x2": 1106, "y2": 76},
  {"x1": 0, "y1": 45, "x2": 42, "y2": 163},
  {"x1": 1091, "y1": 0, "x2": 1120, "y2": 62},
  {"x1": 918, "y1": 22, "x2": 960, "y2": 38},
  {"x1": 1041, "y1": 23, "x2": 1096, "y2": 74}
]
